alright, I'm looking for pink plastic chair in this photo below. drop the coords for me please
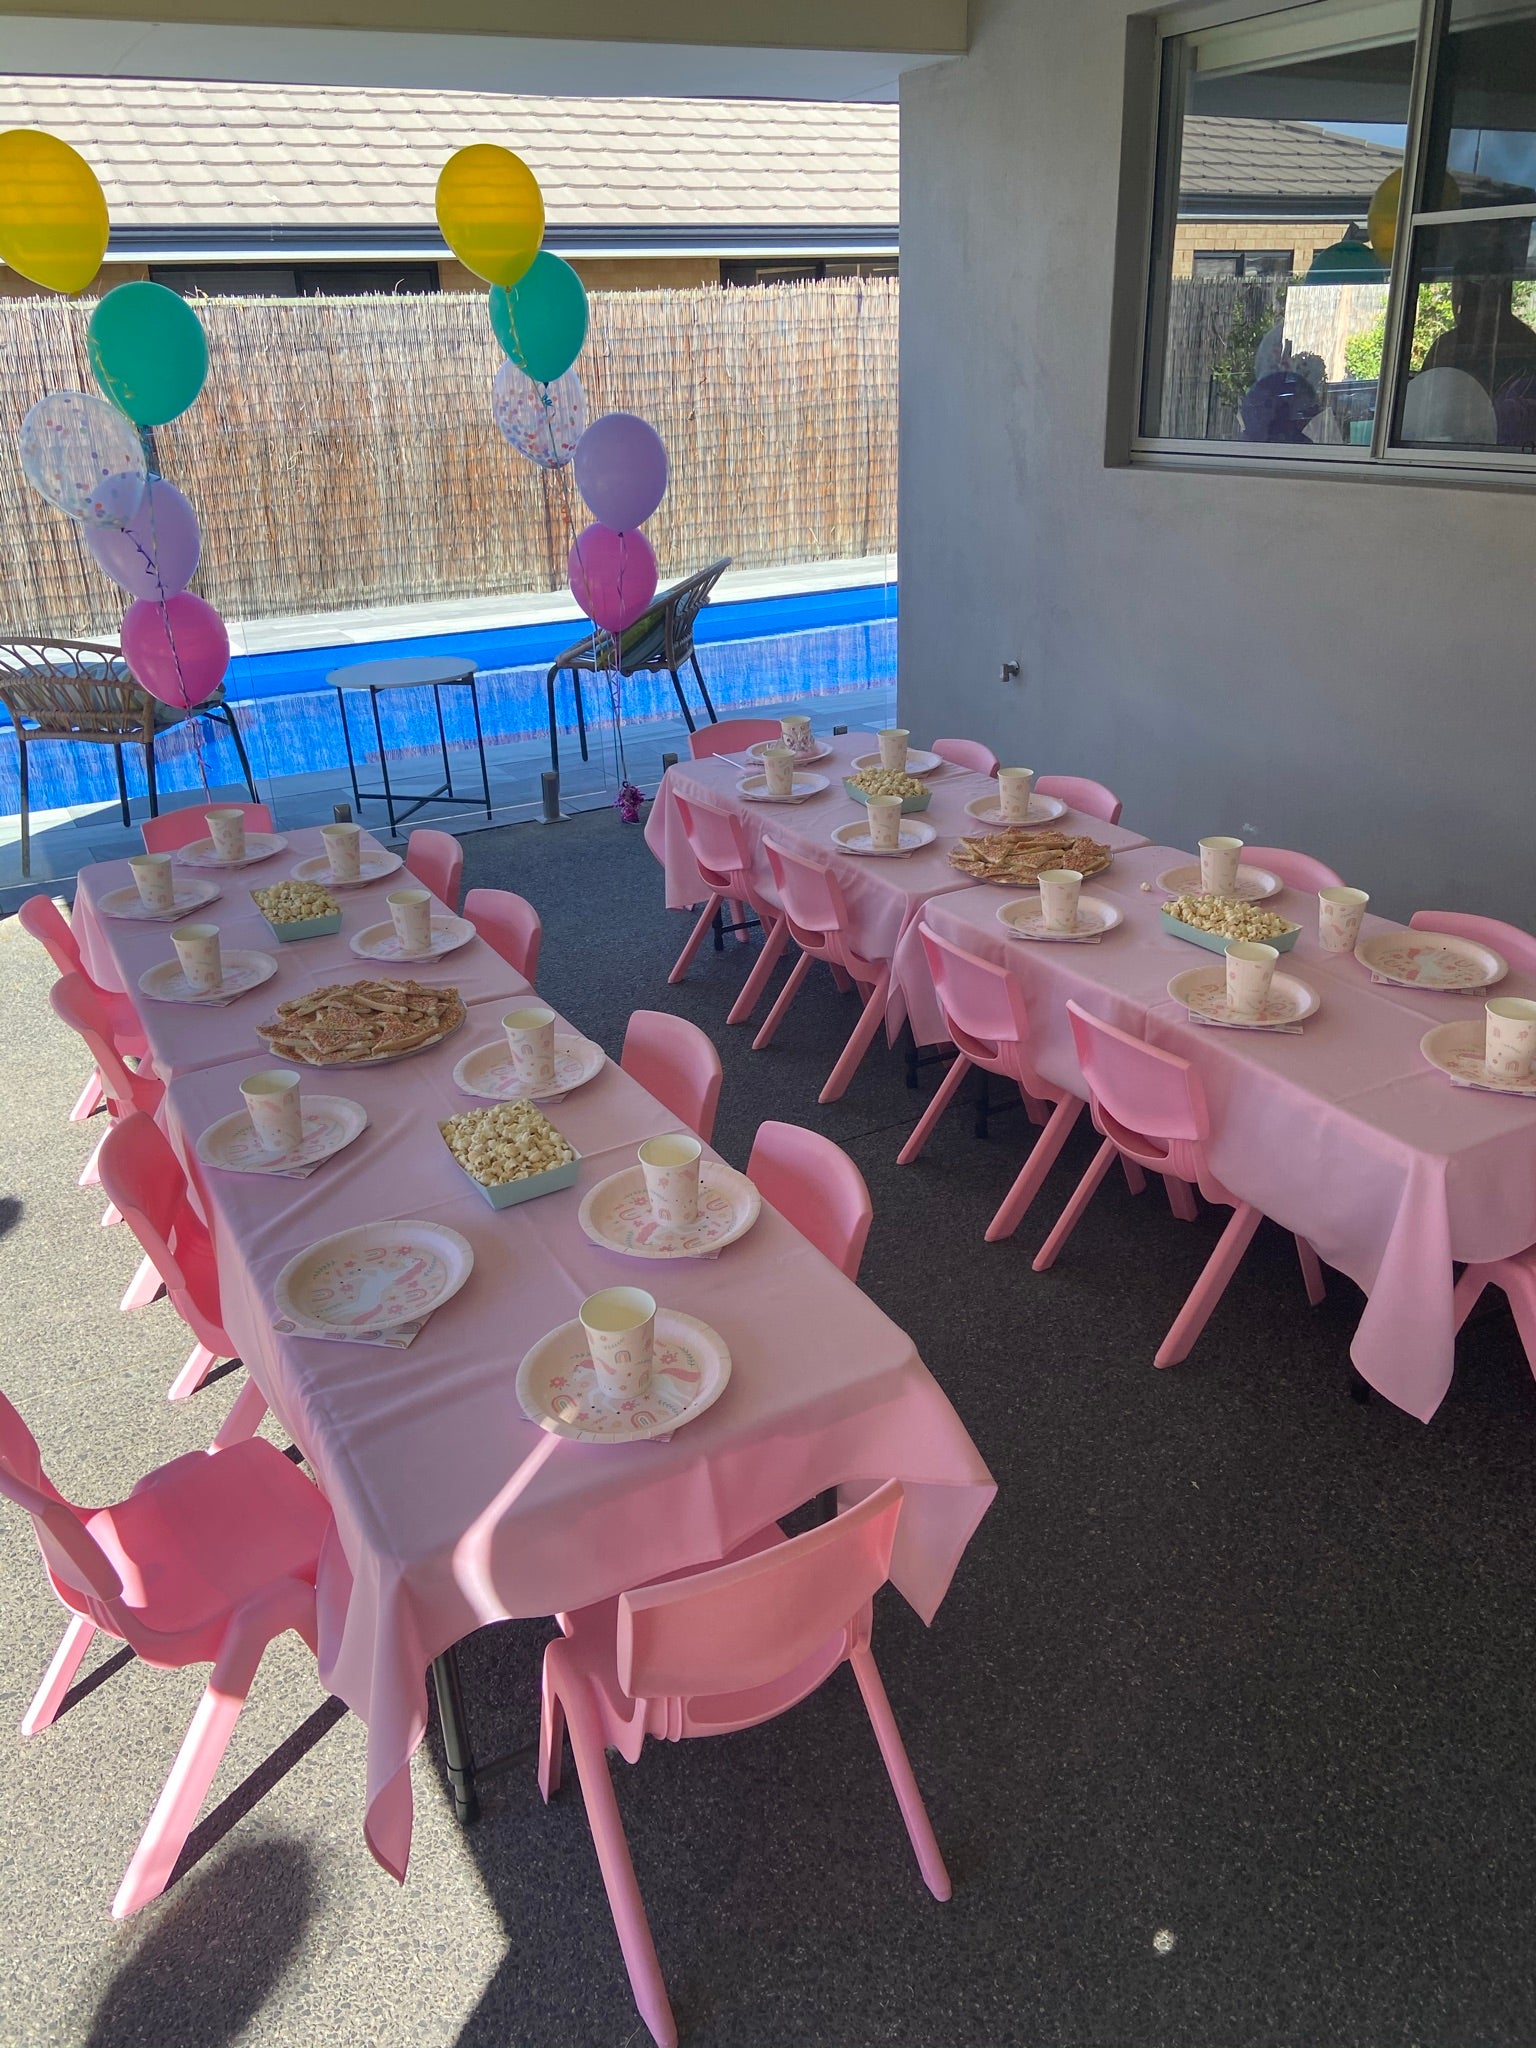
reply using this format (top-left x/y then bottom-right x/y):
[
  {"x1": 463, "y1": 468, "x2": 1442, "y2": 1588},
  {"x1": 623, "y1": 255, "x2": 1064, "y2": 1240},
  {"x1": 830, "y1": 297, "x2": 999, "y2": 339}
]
[
  {"x1": 1245, "y1": 847, "x2": 1344, "y2": 892},
  {"x1": 97, "y1": 1112, "x2": 253, "y2": 1410},
  {"x1": 931, "y1": 737, "x2": 999, "y2": 776},
  {"x1": 686, "y1": 717, "x2": 780, "y2": 760},
  {"x1": 1033, "y1": 1001, "x2": 1325, "y2": 1366},
  {"x1": 0, "y1": 1382, "x2": 327, "y2": 1918},
  {"x1": 140, "y1": 801, "x2": 274, "y2": 853},
  {"x1": 20, "y1": 892, "x2": 148, "y2": 1128},
  {"x1": 1453, "y1": 1250, "x2": 1536, "y2": 1382},
  {"x1": 746, "y1": 1120, "x2": 873, "y2": 1280},
  {"x1": 47, "y1": 970, "x2": 163, "y2": 1263},
  {"x1": 404, "y1": 827, "x2": 463, "y2": 910},
  {"x1": 1409, "y1": 910, "x2": 1536, "y2": 974},
  {"x1": 754, "y1": 840, "x2": 891, "y2": 1103},
  {"x1": 621, "y1": 1010, "x2": 723, "y2": 1145},
  {"x1": 463, "y1": 886, "x2": 542, "y2": 984},
  {"x1": 537, "y1": 1480, "x2": 948, "y2": 2048},
  {"x1": 666, "y1": 793, "x2": 789, "y2": 1026},
  {"x1": 1034, "y1": 775, "x2": 1123, "y2": 825},
  {"x1": 898, "y1": 925, "x2": 1085, "y2": 1241}
]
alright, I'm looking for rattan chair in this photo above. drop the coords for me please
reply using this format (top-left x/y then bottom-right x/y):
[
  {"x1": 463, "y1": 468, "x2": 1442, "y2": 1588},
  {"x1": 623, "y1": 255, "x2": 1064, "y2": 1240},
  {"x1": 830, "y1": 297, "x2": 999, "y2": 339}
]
[
  {"x1": 544, "y1": 558, "x2": 730, "y2": 774},
  {"x1": 0, "y1": 637, "x2": 257, "y2": 876}
]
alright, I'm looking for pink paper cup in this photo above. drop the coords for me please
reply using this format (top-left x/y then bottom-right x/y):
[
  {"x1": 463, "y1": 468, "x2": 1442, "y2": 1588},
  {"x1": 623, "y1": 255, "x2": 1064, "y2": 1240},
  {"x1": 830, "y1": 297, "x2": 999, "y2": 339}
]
[
  {"x1": 1318, "y1": 885, "x2": 1369, "y2": 953},
  {"x1": 1037, "y1": 867, "x2": 1082, "y2": 932},
  {"x1": 240, "y1": 1068, "x2": 302, "y2": 1154},
  {"x1": 865, "y1": 793, "x2": 903, "y2": 851},
  {"x1": 1485, "y1": 997, "x2": 1536, "y2": 1081},
  {"x1": 503, "y1": 1005, "x2": 557, "y2": 1091},
  {"x1": 129, "y1": 852, "x2": 174, "y2": 912},
  {"x1": 780, "y1": 714, "x2": 814, "y2": 757},
  {"x1": 172, "y1": 921, "x2": 222, "y2": 992},
  {"x1": 638, "y1": 1132, "x2": 703, "y2": 1227},
  {"x1": 1225, "y1": 940, "x2": 1278, "y2": 1019},
  {"x1": 387, "y1": 888, "x2": 432, "y2": 955},
  {"x1": 998, "y1": 768, "x2": 1035, "y2": 822},
  {"x1": 877, "y1": 727, "x2": 910, "y2": 772},
  {"x1": 321, "y1": 821, "x2": 362, "y2": 882},
  {"x1": 762, "y1": 742, "x2": 796, "y2": 797},
  {"x1": 205, "y1": 807, "x2": 247, "y2": 862},
  {"x1": 1199, "y1": 837, "x2": 1244, "y2": 896},
  {"x1": 580, "y1": 1286, "x2": 656, "y2": 1405}
]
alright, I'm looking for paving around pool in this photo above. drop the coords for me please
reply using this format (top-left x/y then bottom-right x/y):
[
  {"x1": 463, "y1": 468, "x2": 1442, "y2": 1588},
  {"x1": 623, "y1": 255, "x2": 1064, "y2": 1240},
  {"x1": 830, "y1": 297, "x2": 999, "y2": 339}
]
[{"x1": 1, "y1": 562, "x2": 897, "y2": 900}]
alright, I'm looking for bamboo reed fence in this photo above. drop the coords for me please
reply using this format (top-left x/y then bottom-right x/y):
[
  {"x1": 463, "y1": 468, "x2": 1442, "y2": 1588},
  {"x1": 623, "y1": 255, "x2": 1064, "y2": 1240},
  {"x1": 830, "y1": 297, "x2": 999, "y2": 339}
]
[{"x1": 0, "y1": 277, "x2": 897, "y2": 639}]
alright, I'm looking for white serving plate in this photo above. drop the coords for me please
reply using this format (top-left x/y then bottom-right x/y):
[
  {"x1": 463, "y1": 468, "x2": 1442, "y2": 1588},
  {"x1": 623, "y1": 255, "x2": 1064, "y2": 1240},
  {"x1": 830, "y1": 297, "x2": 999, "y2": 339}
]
[
  {"x1": 997, "y1": 893, "x2": 1123, "y2": 941},
  {"x1": 516, "y1": 1310, "x2": 732, "y2": 1443},
  {"x1": 1168, "y1": 964, "x2": 1319, "y2": 1029},
  {"x1": 964, "y1": 793, "x2": 1068, "y2": 829},
  {"x1": 1356, "y1": 929, "x2": 1507, "y2": 992},
  {"x1": 1420, "y1": 1021, "x2": 1536, "y2": 1095},
  {"x1": 831, "y1": 818, "x2": 937, "y2": 857},
  {"x1": 291, "y1": 846, "x2": 402, "y2": 888},
  {"x1": 98, "y1": 877, "x2": 222, "y2": 921},
  {"x1": 195, "y1": 1095, "x2": 368, "y2": 1174},
  {"x1": 734, "y1": 772, "x2": 829, "y2": 803},
  {"x1": 349, "y1": 914, "x2": 475, "y2": 962},
  {"x1": 578, "y1": 1160, "x2": 761, "y2": 1260},
  {"x1": 174, "y1": 832, "x2": 288, "y2": 869},
  {"x1": 747, "y1": 737, "x2": 832, "y2": 766},
  {"x1": 138, "y1": 949, "x2": 277, "y2": 1004},
  {"x1": 453, "y1": 1032, "x2": 605, "y2": 1102},
  {"x1": 1155, "y1": 861, "x2": 1282, "y2": 904},
  {"x1": 851, "y1": 748, "x2": 943, "y2": 777},
  {"x1": 273, "y1": 1219, "x2": 473, "y2": 1337}
]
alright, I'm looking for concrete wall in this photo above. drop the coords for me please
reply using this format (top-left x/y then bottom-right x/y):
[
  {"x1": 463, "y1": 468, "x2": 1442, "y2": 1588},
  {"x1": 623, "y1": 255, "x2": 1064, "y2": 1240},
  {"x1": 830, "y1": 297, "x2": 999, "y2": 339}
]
[{"x1": 899, "y1": 0, "x2": 1536, "y2": 925}]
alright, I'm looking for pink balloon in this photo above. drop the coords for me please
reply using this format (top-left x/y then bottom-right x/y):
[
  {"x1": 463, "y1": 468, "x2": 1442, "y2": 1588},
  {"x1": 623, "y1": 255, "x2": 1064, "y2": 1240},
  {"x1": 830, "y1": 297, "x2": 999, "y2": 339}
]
[
  {"x1": 573, "y1": 413, "x2": 668, "y2": 531},
  {"x1": 85, "y1": 478, "x2": 201, "y2": 600},
  {"x1": 120, "y1": 591, "x2": 228, "y2": 708},
  {"x1": 568, "y1": 524, "x2": 659, "y2": 636}
]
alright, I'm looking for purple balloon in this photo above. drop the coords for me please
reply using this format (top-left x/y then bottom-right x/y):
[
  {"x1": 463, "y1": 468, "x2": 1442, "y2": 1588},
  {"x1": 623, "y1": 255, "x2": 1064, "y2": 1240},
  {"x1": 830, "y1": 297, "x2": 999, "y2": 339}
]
[
  {"x1": 85, "y1": 477, "x2": 201, "y2": 600},
  {"x1": 568, "y1": 523, "x2": 658, "y2": 635},
  {"x1": 572, "y1": 412, "x2": 668, "y2": 532}
]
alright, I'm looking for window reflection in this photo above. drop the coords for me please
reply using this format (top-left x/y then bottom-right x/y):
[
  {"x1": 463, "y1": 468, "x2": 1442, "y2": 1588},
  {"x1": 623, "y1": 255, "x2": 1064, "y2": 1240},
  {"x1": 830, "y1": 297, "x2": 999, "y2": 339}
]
[{"x1": 1397, "y1": 217, "x2": 1536, "y2": 446}]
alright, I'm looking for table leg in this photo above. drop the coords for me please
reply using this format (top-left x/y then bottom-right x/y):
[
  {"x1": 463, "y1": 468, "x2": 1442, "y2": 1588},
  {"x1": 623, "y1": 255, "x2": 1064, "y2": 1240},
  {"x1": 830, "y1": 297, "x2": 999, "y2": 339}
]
[
  {"x1": 336, "y1": 688, "x2": 363, "y2": 815},
  {"x1": 433, "y1": 684, "x2": 452, "y2": 799},
  {"x1": 431, "y1": 1646, "x2": 480, "y2": 1825},
  {"x1": 467, "y1": 677, "x2": 493, "y2": 820},
  {"x1": 370, "y1": 688, "x2": 398, "y2": 839}
]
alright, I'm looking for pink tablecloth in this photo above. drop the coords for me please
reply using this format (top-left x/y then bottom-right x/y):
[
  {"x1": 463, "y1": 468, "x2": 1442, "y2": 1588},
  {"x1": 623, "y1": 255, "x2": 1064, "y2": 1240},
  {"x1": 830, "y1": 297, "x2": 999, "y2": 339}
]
[
  {"x1": 644, "y1": 734, "x2": 1150, "y2": 1039},
  {"x1": 898, "y1": 843, "x2": 1536, "y2": 1422},
  {"x1": 72, "y1": 826, "x2": 530, "y2": 1080},
  {"x1": 163, "y1": 1000, "x2": 995, "y2": 1882}
]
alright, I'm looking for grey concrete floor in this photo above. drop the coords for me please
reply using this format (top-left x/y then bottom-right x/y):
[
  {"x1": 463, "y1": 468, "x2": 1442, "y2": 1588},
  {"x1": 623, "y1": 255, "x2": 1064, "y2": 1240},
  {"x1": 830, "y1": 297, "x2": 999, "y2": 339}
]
[{"x1": 6, "y1": 808, "x2": 1536, "y2": 2048}]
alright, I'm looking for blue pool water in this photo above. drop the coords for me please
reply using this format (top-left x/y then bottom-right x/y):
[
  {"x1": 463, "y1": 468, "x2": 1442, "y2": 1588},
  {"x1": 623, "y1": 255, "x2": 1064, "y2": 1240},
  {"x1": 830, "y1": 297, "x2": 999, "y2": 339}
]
[{"x1": 0, "y1": 583, "x2": 895, "y2": 816}]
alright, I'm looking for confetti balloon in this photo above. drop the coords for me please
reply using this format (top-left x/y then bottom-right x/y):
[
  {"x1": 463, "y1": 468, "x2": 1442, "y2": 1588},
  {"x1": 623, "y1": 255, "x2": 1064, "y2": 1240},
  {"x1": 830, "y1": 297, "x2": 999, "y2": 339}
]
[
  {"x1": 0, "y1": 129, "x2": 108, "y2": 294},
  {"x1": 491, "y1": 361, "x2": 585, "y2": 468},
  {"x1": 19, "y1": 390, "x2": 146, "y2": 527}
]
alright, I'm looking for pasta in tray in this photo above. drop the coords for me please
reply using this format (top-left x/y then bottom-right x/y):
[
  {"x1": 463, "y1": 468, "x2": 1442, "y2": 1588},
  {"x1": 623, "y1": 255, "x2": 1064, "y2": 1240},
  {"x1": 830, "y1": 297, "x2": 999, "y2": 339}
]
[
  {"x1": 256, "y1": 979, "x2": 465, "y2": 1065},
  {"x1": 948, "y1": 829, "x2": 1112, "y2": 886}
]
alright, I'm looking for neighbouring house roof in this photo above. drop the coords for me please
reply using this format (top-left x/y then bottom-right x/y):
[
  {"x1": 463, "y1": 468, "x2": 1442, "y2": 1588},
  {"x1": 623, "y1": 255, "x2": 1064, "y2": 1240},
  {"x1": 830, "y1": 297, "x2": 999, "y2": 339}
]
[
  {"x1": 0, "y1": 78, "x2": 901, "y2": 261},
  {"x1": 1179, "y1": 118, "x2": 1405, "y2": 217}
]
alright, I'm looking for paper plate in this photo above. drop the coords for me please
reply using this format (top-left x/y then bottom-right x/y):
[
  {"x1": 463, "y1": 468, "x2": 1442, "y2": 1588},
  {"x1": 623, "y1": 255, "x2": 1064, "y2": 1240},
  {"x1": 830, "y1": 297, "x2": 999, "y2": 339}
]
[
  {"x1": 138, "y1": 950, "x2": 277, "y2": 1004},
  {"x1": 1420, "y1": 1021, "x2": 1536, "y2": 1096},
  {"x1": 1168, "y1": 964, "x2": 1319, "y2": 1028},
  {"x1": 194, "y1": 1095, "x2": 368, "y2": 1174},
  {"x1": 578, "y1": 1161, "x2": 761, "y2": 1260},
  {"x1": 964, "y1": 793, "x2": 1068, "y2": 829},
  {"x1": 997, "y1": 893, "x2": 1123, "y2": 941},
  {"x1": 174, "y1": 833, "x2": 288, "y2": 869},
  {"x1": 516, "y1": 1310, "x2": 732, "y2": 1443},
  {"x1": 98, "y1": 877, "x2": 222, "y2": 921},
  {"x1": 453, "y1": 1032, "x2": 606, "y2": 1102},
  {"x1": 349, "y1": 914, "x2": 475, "y2": 962},
  {"x1": 1356, "y1": 929, "x2": 1507, "y2": 992},
  {"x1": 734, "y1": 772, "x2": 829, "y2": 803},
  {"x1": 832, "y1": 818, "x2": 937, "y2": 857},
  {"x1": 851, "y1": 748, "x2": 943, "y2": 777},
  {"x1": 291, "y1": 846, "x2": 403, "y2": 888},
  {"x1": 273, "y1": 1219, "x2": 474, "y2": 1336},
  {"x1": 748, "y1": 738, "x2": 832, "y2": 766},
  {"x1": 1155, "y1": 862, "x2": 1282, "y2": 903}
]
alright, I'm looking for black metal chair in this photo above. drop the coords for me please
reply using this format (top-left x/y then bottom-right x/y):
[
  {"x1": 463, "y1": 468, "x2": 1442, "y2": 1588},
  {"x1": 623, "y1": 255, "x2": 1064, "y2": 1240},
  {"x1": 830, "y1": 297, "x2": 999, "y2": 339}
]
[
  {"x1": 0, "y1": 636, "x2": 258, "y2": 876},
  {"x1": 545, "y1": 557, "x2": 730, "y2": 774}
]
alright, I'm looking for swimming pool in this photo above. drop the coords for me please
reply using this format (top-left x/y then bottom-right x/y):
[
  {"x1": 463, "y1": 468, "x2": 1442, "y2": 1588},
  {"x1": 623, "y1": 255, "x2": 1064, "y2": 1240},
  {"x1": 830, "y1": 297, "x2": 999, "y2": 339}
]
[{"x1": 0, "y1": 582, "x2": 895, "y2": 816}]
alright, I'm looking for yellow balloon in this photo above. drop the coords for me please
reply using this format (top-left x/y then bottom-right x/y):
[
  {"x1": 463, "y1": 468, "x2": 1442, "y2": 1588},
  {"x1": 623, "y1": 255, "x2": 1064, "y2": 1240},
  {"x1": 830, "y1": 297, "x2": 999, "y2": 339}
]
[
  {"x1": 436, "y1": 144, "x2": 544, "y2": 289},
  {"x1": 0, "y1": 129, "x2": 108, "y2": 294},
  {"x1": 1368, "y1": 167, "x2": 1460, "y2": 262}
]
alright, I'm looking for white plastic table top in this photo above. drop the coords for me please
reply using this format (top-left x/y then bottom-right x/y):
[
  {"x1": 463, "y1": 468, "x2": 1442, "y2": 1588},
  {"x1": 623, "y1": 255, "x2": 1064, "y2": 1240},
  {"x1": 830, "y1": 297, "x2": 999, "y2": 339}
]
[
  {"x1": 901, "y1": 842, "x2": 1536, "y2": 1421},
  {"x1": 163, "y1": 996, "x2": 996, "y2": 1883},
  {"x1": 71, "y1": 827, "x2": 530, "y2": 1082}
]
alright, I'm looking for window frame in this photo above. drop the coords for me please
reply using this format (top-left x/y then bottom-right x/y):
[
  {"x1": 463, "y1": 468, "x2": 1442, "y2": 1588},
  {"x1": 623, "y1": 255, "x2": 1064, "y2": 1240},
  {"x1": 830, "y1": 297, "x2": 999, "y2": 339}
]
[{"x1": 1129, "y1": 0, "x2": 1536, "y2": 484}]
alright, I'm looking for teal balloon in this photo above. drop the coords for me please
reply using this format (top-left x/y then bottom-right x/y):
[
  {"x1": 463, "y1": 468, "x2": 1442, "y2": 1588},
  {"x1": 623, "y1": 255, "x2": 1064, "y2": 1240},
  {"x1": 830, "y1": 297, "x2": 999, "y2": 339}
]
[
  {"x1": 88, "y1": 281, "x2": 209, "y2": 426},
  {"x1": 488, "y1": 252, "x2": 588, "y2": 385}
]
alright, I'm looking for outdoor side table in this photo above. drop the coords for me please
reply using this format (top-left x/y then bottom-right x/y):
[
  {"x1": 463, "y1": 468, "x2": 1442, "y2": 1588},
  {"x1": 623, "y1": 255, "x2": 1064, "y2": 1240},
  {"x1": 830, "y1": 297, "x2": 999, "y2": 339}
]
[{"x1": 329, "y1": 656, "x2": 493, "y2": 837}]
